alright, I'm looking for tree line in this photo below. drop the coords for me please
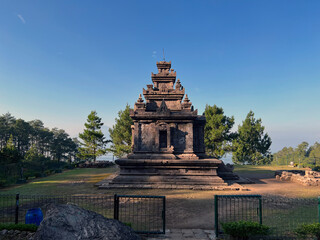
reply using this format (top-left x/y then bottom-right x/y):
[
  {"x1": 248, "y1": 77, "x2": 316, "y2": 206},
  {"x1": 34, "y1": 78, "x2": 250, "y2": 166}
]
[
  {"x1": 272, "y1": 141, "x2": 320, "y2": 167},
  {"x1": 0, "y1": 113, "x2": 78, "y2": 162},
  {"x1": 0, "y1": 113, "x2": 79, "y2": 186},
  {"x1": 79, "y1": 105, "x2": 272, "y2": 166},
  {"x1": 204, "y1": 105, "x2": 272, "y2": 165}
]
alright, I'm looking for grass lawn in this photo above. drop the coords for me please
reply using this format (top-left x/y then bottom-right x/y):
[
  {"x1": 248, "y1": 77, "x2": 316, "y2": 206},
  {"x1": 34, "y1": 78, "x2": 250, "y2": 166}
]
[
  {"x1": 234, "y1": 164, "x2": 306, "y2": 174},
  {"x1": 0, "y1": 166, "x2": 118, "y2": 195},
  {"x1": 233, "y1": 164, "x2": 308, "y2": 180},
  {"x1": 0, "y1": 164, "x2": 316, "y2": 198}
]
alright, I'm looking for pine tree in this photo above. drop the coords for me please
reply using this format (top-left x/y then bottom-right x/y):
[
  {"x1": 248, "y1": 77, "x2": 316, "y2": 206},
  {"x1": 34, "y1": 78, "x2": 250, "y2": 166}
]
[
  {"x1": 78, "y1": 111, "x2": 106, "y2": 162},
  {"x1": 25, "y1": 144, "x2": 43, "y2": 162},
  {"x1": 232, "y1": 111, "x2": 272, "y2": 165},
  {"x1": 108, "y1": 105, "x2": 133, "y2": 158},
  {"x1": 294, "y1": 142, "x2": 309, "y2": 165},
  {"x1": 309, "y1": 142, "x2": 320, "y2": 165},
  {"x1": 0, "y1": 135, "x2": 21, "y2": 164},
  {"x1": 204, "y1": 105, "x2": 236, "y2": 158},
  {"x1": 51, "y1": 128, "x2": 75, "y2": 162}
]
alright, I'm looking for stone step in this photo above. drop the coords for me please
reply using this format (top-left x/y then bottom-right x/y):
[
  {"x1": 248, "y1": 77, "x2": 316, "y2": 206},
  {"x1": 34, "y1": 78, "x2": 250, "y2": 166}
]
[
  {"x1": 121, "y1": 165, "x2": 218, "y2": 169},
  {"x1": 120, "y1": 170, "x2": 218, "y2": 176},
  {"x1": 119, "y1": 172, "x2": 221, "y2": 176},
  {"x1": 100, "y1": 183, "x2": 230, "y2": 190},
  {"x1": 110, "y1": 177, "x2": 227, "y2": 184},
  {"x1": 112, "y1": 176, "x2": 226, "y2": 183},
  {"x1": 113, "y1": 174, "x2": 224, "y2": 179},
  {"x1": 111, "y1": 181, "x2": 227, "y2": 186},
  {"x1": 109, "y1": 181, "x2": 227, "y2": 186}
]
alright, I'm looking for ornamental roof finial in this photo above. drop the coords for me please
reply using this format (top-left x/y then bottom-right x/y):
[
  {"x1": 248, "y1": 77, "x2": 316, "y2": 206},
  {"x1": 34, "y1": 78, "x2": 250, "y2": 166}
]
[
  {"x1": 184, "y1": 94, "x2": 190, "y2": 103},
  {"x1": 137, "y1": 94, "x2": 144, "y2": 103},
  {"x1": 162, "y1": 48, "x2": 165, "y2": 61}
]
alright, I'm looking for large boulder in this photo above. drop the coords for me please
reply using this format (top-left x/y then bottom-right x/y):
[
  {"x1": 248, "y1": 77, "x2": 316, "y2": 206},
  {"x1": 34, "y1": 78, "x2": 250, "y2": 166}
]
[{"x1": 32, "y1": 204, "x2": 141, "y2": 240}]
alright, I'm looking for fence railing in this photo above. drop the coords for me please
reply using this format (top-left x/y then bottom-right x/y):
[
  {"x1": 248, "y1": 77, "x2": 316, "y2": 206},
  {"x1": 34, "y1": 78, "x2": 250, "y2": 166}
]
[
  {"x1": 114, "y1": 195, "x2": 165, "y2": 234},
  {"x1": 215, "y1": 195, "x2": 319, "y2": 239},
  {"x1": 0, "y1": 194, "x2": 165, "y2": 234}
]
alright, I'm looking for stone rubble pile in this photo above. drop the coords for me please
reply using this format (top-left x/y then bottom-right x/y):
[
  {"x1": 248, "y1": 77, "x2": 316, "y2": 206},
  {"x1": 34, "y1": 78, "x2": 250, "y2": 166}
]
[
  {"x1": 276, "y1": 170, "x2": 320, "y2": 186},
  {"x1": 78, "y1": 161, "x2": 114, "y2": 168}
]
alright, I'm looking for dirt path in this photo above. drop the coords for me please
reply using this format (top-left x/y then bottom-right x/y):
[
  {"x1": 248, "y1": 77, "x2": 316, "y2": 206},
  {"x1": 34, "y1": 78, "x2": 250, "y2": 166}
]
[{"x1": 238, "y1": 170, "x2": 320, "y2": 198}]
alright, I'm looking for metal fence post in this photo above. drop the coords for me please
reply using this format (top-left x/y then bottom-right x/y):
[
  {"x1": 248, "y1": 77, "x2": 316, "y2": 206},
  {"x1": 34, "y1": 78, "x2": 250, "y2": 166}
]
[
  {"x1": 162, "y1": 196, "x2": 166, "y2": 234},
  {"x1": 214, "y1": 195, "x2": 219, "y2": 237},
  {"x1": 15, "y1": 193, "x2": 19, "y2": 224},
  {"x1": 318, "y1": 196, "x2": 320, "y2": 223},
  {"x1": 259, "y1": 196, "x2": 262, "y2": 224},
  {"x1": 114, "y1": 194, "x2": 119, "y2": 220}
]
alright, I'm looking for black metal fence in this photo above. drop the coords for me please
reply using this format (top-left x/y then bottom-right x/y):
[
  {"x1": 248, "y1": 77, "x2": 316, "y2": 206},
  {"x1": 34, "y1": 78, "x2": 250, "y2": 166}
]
[
  {"x1": 0, "y1": 194, "x2": 165, "y2": 234},
  {"x1": 114, "y1": 195, "x2": 165, "y2": 234},
  {"x1": 215, "y1": 195, "x2": 319, "y2": 239}
]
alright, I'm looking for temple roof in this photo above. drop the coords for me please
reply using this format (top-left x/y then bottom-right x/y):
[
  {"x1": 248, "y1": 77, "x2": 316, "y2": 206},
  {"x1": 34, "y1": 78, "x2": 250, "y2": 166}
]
[{"x1": 134, "y1": 61, "x2": 195, "y2": 113}]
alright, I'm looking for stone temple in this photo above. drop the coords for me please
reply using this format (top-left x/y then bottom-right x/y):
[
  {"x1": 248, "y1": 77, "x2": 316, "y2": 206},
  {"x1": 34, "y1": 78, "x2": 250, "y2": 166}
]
[{"x1": 106, "y1": 61, "x2": 238, "y2": 189}]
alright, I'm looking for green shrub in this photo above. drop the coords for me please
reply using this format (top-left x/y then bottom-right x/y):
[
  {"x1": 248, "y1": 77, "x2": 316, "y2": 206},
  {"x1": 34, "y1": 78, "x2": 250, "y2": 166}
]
[
  {"x1": 0, "y1": 179, "x2": 6, "y2": 187},
  {"x1": 64, "y1": 164, "x2": 75, "y2": 170},
  {"x1": 46, "y1": 160, "x2": 67, "y2": 170},
  {"x1": 123, "y1": 222, "x2": 132, "y2": 227},
  {"x1": 24, "y1": 171, "x2": 37, "y2": 180},
  {"x1": 34, "y1": 172, "x2": 42, "y2": 178},
  {"x1": 295, "y1": 223, "x2": 320, "y2": 240},
  {"x1": 313, "y1": 166, "x2": 320, "y2": 172},
  {"x1": 221, "y1": 221, "x2": 270, "y2": 240},
  {"x1": 0, "y1": 223, "x2": 38, "y2": 232}
]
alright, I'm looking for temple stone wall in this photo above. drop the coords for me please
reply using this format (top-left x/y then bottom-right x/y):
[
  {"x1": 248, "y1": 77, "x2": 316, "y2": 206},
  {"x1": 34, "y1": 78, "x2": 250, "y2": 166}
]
[
  {"x1": 193, "y1": 123, "x2": 205, "y2": 153},
  {"x1": 140, "y1": 123, "x2": 156, "y2": 151},
  {"x1": 185, "y1": 123, "x2": 194, "y2": 152},
  {"x1": 171, "y1": 124, "x2": 187, "y2": 152},
  {"x1": 156, "y1": 100, "x2": 181, "y2": 110},
  {"x1": 145, "y1": 100, "x2": 182, "y2": 111}
]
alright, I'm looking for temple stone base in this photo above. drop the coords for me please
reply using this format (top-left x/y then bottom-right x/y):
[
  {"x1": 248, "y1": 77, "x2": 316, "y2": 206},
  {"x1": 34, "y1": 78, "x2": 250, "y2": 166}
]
[
  {"x1": 100, "y1": 158, "x2": 239, "y2": 189},
  {"x1": 100, "y1": 184, "x2": 244, "y2": 190}
]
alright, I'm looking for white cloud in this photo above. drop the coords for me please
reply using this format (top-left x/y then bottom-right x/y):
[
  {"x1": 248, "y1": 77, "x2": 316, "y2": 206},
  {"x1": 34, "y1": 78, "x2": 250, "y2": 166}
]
[
  {"x1": 17, "y1": 14, "x2": 26, "y2": 24},
  {"x1": 152, "y1": 50, "x2": 157, "y2": 58}
]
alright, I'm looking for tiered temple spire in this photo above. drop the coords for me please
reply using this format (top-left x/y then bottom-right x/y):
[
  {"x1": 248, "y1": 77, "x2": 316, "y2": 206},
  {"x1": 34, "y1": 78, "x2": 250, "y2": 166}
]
[{"x1": 137, "y1": 61, "x2": 192, "y2": 112}]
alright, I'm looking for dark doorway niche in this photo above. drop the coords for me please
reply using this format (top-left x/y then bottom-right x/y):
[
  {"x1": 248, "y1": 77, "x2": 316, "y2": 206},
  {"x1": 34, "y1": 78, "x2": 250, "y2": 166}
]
[{"x1": 159, "y1": 130, "x2": 167, "y2": 149}]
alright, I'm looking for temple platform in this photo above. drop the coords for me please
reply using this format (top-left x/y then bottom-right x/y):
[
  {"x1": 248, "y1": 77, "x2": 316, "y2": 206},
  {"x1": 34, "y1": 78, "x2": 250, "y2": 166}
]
[{"x1": 99, "y1": 158, "x2": 240, "y2": 190}]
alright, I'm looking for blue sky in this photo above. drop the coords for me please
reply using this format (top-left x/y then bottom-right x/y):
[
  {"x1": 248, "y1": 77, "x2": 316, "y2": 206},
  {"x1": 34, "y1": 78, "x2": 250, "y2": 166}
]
[{"x1": 0, "y1": 0, "x2": 320, "y2": 152}]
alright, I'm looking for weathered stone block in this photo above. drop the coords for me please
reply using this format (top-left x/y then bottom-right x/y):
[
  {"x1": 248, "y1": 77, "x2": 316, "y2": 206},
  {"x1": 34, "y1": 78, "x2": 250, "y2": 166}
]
[{"x1": 33, "y1": 204, "x2": 140, "y2": 240}]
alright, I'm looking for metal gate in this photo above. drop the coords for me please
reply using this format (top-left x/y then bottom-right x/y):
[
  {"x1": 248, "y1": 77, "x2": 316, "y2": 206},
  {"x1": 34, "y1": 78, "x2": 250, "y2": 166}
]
[
  {"x1": 214, "y1": 195, "x2": 262, "y2": 237},
  {"x1": 114, "y1": 195, "x2": 166, "y2": 234}
]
